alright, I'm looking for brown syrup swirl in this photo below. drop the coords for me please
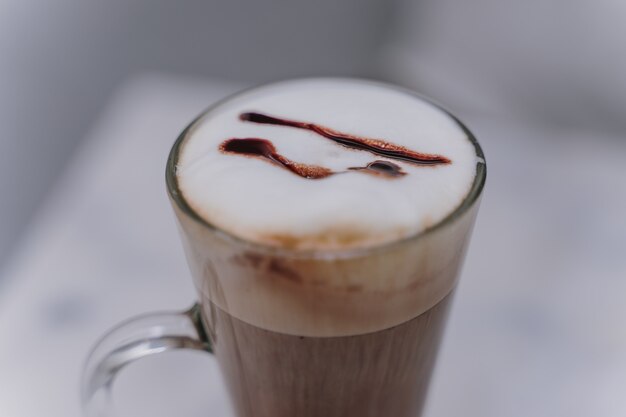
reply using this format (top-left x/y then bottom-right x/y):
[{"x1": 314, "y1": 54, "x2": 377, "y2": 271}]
[
  {"x1": 348, "y1": 160, "x2": 406, "y2": 177},
  {"x1": 220, "y1": 138, "x2": 333, "y2": 179},
  {"x1": 220, "y1": 139, "x2": 406, "y2": 180},
  {"x1": 239, "y1": 112, "x2": 451, "y2": 166}
]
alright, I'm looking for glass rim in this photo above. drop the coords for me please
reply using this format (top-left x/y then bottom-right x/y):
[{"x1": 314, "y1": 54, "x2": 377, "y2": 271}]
[{"x1": 166, "y1": 77, "x2": 486, "y2": 259}]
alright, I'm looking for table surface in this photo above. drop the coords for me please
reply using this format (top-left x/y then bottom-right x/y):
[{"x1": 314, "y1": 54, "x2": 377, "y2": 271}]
[{"x1": 1, "y1": 73, "x2": 625, "y2": 417}]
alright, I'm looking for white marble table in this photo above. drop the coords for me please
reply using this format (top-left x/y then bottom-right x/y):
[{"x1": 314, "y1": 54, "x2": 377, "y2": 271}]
[{"x1": 1, "y1": 74, "x2": 625, "y2": 417}]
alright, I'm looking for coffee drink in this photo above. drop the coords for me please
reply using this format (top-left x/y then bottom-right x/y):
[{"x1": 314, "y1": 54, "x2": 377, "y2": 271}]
[{"x1": 168, "y1": 78, "x2": 484, "y2": 417}]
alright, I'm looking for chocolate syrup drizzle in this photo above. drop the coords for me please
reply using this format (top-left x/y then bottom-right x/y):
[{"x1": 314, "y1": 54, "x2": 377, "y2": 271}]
[
  {"x1": 220, "y1": 138, "x2": 333, "y2": 179},
  {"x1": 220, "y1": 139, "x2": 406, "y2": 179},
  {"x1": 239, "y1": 112, "x2": 451, "y2": 166},
  {"x1": 349, "y1": 160, "x2": 406, "y2": 177},
  {"x1": 218, "y1": 112, "x2": 451, "y2": 180}
]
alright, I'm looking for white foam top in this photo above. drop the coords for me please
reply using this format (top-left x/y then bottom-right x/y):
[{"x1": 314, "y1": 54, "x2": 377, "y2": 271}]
[{"x1": 177, "y1": 78, "x2": 478, "y2": 250}]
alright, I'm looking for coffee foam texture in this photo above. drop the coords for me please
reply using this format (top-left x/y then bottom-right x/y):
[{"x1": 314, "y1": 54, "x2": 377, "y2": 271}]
[
  {"x1": 176, "y1": 78, "x2": 478, "y2": 250},
  {"x1": 172, "y1": 199, "x2": 479, "y2": 337}
]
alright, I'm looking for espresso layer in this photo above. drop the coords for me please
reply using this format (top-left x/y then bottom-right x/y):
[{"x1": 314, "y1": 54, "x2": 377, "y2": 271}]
[{"x1": 203, "y1": 294, "x2": 452, "y2": 417}]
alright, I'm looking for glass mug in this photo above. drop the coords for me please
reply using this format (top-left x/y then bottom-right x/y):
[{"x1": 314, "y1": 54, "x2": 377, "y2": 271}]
[{"x1": 81, "y1": 83, "x2": 486, "y2": 417}]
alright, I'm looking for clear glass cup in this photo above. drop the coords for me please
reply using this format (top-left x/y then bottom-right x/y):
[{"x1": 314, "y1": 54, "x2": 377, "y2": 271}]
[{"x1": 81, "y1": 80, "x2": 486, "y2": 417}]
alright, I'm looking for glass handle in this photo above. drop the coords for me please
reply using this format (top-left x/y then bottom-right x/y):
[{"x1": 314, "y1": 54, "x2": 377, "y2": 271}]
[{"x1": 81, "y1": 303, "x2": 212, "y2": 417}]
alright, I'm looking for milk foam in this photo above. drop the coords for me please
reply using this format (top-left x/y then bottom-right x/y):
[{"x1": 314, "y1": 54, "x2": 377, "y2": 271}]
[
  {"x1": 177, "y1": 78, "x2": 477, "y2": 250},
  {"x1": 172, "y1": 78, "x2": 484, "y2": 336}
]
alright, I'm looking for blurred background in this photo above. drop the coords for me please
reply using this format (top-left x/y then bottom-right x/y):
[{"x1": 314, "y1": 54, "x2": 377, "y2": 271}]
[{"x1": 0, "y1": 1, "x2": 625, "y2": 416}]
